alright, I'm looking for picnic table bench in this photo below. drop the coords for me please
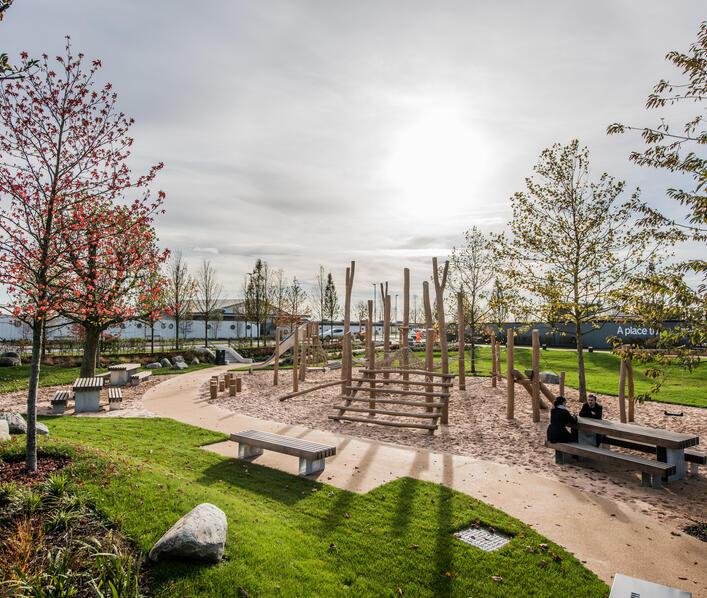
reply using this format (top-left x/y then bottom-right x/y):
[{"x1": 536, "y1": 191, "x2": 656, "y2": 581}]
[
  {"x1": 108, "y1": 387, "x2": 123, "y2": 410},
  {"x1": 230, "y1": 430, "x2": 337, "y2": 475},
  {"x1": 130, "y1": 371, "x2": 151, "y2": 386},
  {"x1": 576, "y1": 416, "x2": 699, "y2": 482},
  {"x1": 108, "y1": 363, "x2": 141, "y2": 387},
  {"x1": 51, "y1": 390, "x2": 71, "y2": 415},
  {"x1": 72, "y1": 377, "x2": 104, "y2": 413},
  {"x1": 546, "y1": 441, "x2": 675, "y2": 488},
  {"x1": 602, "y1": 437, "x2": 706, "y2": 474}
]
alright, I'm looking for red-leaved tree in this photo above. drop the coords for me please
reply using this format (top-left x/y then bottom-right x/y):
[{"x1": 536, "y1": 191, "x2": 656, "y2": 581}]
[
  {"x1": 0, "y1": 40, "x2": 164, "y2": 470},
  {"x1": 60, "y1": 199, "x2": 168, "y2": 376}
]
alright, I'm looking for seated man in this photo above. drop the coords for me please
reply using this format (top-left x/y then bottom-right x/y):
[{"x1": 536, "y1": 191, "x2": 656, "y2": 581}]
[
  {"x1": 579, "y1": 394, "x2": 603, "y2": 446},
  {"x1": 579, "y1": 394, "x2": 602, "y2": 419},
  {"x1": 547, "y1": 396, "x2": 578, "y2": 443}
]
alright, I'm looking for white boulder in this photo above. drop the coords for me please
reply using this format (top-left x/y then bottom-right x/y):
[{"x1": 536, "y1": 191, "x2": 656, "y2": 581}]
[
  {"x1": 0, "y1": 420, "x2": 9, "y2": 441},
  {"x1": 149, "y1": 503, "x2": 227, "y2": 563},
  {"x1": 0, "y1": 412, "x2": 26, "y2": 434},
  {"x1": 173, "y1": 361, "x2": 188, "y2": 370}
]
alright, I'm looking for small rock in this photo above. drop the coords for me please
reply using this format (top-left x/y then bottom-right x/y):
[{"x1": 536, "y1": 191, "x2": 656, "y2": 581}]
[
  {"x1": 145, "y1": 362, "x2": 162, "y2": 369},
  {"x1": 0, "y1": 420, "x2": 9, "y2": 441},
  {"x1": 173, "y1": 361, "x2": 188, "y2": 370},
  {"x1": 539, "y1": 371, "x2": 560, "y2": 385},
  {"x1": 160, "y1": 357, "x2": 173, "y2": 368},
  {"x1": 0, "y1": 356, "x2": 21, "y2": 367},
  {"x1": 0, "y1": 412, "x2": 27, "y2": 434},
  {"x1": 36, "y1": 422, "x2": 49, "y2": 435},
  {"x1": 173, "y1": 355, "x2": 185, "y2": 363},
  {"x1": 149, "y1": 503, "x2": 227, "y2": 563},
  {"x1": 191, "y1": 357, "x2": 200, "y2": 365}
]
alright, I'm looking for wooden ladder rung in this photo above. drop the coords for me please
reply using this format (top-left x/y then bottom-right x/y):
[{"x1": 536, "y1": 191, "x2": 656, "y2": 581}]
[
  {"x1": 336, "y1": 396, "x2": 446, "y2": 409},
  {"x1": 343, "y1": 386, "x2": 448, "y2": 398},
  {"x1": 350, "y1": 377, "x2": 452, "y2": 388},
  {"x1": 328, "y1": 415, "x2": 437, "y2": 430},
  {"x1": 332, "y1": 405, "x2": 440, "y2": 419},
  {"x1": 361, "y1": 368, "x2": 454, "y2": 379}
]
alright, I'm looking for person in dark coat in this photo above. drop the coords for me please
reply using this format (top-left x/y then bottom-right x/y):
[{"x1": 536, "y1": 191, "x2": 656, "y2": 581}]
[
  {"x1": 579, "y1": 394, "x2": 603, "y2": 419},
  {"x1": 579, "y1": 394, "x2": 603, "y2": 446},
  {"x1": 547, "y1": 396, "x2": 578, "y2": 443}
]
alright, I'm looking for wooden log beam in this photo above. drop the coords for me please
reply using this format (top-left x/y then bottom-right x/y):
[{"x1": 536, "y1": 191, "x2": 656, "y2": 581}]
[
  {"x1": 278, "y1": 379, "x2": 343, "y2": 401},
  {"x1": 273, "y1": 327, "x2": 280, "y2": 386},
  {"x1": 457, "y1": 291, "x2": 465, "y2": 391},
  {"x1": 506, "y1": 327, "x2": 514, "y2": 419},
  {"x1": 531, "y1": 329, "x2": 540, "y2": 422}
]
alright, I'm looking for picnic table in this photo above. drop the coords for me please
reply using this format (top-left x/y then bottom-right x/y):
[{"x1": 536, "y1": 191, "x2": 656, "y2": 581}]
[
  {"x1": 72, "y1": 377, "x2": 104, "y2": 413},
  {"x1": 577, "y1": 416, "x2": 699, "y2": 482},
  {"x1": 108, "y1": 363, "x2": 141, "y2": 387}
]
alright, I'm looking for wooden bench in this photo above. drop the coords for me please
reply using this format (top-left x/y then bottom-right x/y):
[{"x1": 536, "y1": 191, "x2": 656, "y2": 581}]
[
  {"x1": 130, "y1": 371, "x2": 152, "y2": 386},
  {"x1": 108, "y1": 387, "x2": 123, "y2": 410},
  {"x1": 546, "y1": 441, "x2": 675, "y2": 488},
  {"x1": 230, "y1": 430, "x2": 337, "y2": 475},
  {"x1": 602, "y1": 437, "x2": 706, "y2": 474},
  {"x1": 51, "y1": 390, "x2": 71, "y2": 414}
]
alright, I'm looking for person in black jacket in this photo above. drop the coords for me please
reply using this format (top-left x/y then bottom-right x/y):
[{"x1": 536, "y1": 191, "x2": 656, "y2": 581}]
[
  {"x1": 579, "y1": 394, "x2": 603, "y2": 446},
  {"x1": 546, "y1": 396, "x2": 578, "y2": 443},
  {"x1": 579, "y1": 394, "x2": 603, "y2": 419}
]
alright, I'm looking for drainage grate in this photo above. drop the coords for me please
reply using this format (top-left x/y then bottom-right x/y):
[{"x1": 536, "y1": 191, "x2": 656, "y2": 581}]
[{"x1": 454, "y1": 526, "x2": 511, "y2": 552}]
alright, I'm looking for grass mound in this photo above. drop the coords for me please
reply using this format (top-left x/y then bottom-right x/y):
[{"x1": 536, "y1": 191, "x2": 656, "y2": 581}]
[{"x1": 0, "y1": 417, "x2": 609, "y2": 597}]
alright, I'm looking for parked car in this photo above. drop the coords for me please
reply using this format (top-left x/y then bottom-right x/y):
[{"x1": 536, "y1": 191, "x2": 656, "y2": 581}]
[{"x1": 322, "y1": 327, "x2": 345, "y2": 340}]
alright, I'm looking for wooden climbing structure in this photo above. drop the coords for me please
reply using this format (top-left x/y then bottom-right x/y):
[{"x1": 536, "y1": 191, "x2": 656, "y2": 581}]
[{"x1": 330, "y1": 258, "x2": 454, "y2": 434}]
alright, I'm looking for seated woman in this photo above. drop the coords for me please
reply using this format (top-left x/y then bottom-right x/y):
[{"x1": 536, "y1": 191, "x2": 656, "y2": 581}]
[
  {"x1": 547, "y1": 396, "x2": 578, "y2": 443},
  {"x1": 579, "y1": 394, "x2": 603, "y2": 419}
]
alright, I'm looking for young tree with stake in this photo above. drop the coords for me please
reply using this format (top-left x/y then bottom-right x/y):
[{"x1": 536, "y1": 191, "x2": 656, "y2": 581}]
[{"x1": 0, "y1": 44, "x2": 164, "y2": 470}]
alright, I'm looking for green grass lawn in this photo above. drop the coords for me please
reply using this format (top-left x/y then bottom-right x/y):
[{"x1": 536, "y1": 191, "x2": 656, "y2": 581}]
[
  {"x1": 4, "y1": 417, "x2": 608, "y2": 597},
  {"x1": 411, "y1": 347, "x2": 706, "y2": 408},
  {"x1": 0, "y1": 363, "x2": 214, "y2": 393}
]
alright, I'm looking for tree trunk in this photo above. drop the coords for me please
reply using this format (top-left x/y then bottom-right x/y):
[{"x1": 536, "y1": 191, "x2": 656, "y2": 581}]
[
  {"x1": 575, "y1": 321, "x2": 587, "y2": 402},
  {"x1": 175, "y1": 315, "x2": 180, "y2": 350},
  {"x1": 80, "y1": 325, "x2": 102, "y2": 377},
  {"x1": 26, "y1": 318, "x2": 45, "y2": 471},
  {"x1": 150, "y1": 325, "x2": 155, "y2": 354},
  {"x1": 204, "y1": 319, "x2": 208, "y2": 348}
]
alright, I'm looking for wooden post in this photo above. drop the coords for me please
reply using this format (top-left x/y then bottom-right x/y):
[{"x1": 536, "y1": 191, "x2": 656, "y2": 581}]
[
  {"x1": 292, "y1": 326, "x2": 299, "y2": 393},
  {"x1": 219, "y1": 378, "x2": 225, "y2": 392},
  {"x1": 618, "y1": 359, "x2": 627, "y2": 423},
  {"x1": 383, "y1": 294, "x2": 391, "y2": 379},
  {"x1": 506, "y1": 327, "x2": 514, "y2": 419},
  {"x1": 273, "y1": 327, "x2": 280, "y2": 386},
  {"x1": 367, "y1": 299, "x2": 376, "y2": 410},
  {"x1": 491, "y1": 334, "x2": 497, "y2": 388},
  {"x1": 210, "y1": 381, "x2": 218, "y2": 400},
  {"x1": 423, "y1": 281, "x2": 434, "y2": 411},
  {"x1": 343, "y1": 332, "x2": 352, "y2": 396},
  {"x1": 341, "y1": 262, "x2": 355, "y2": 395},
  {"x1": 432, "y1": 258, "x2": 450, "y2": 377},
  {"x1": 531, "y1": 329, "x2": 540, "y2": 422},
  {"x1": 229, "y1": 380, "x2": 236, "y2": 396},
  {"x1": 402, "y1": 267, "x2": 410, "y2": 388},
  {"x1": 627, "y1": 361, "x2": 635, "y2": 422},
  {"x1": 559, "y1": 371, "x2": 565, "y2": 396},
  {"x1": 236, "y1": 377, "x2": 242, "y2": 392},
  {"x1": 457, "y1": 291, "x2": 465, "y2": 391},
  {"x1": 495, "y1": 342, "x2": 501, "y2": 388},
  {"x1": 299, "y1": 323, "x2": 309, "y2": 382}
]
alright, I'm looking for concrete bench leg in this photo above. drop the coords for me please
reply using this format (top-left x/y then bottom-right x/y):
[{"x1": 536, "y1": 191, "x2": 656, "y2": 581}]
[
  {"x1": 657, "y1": 447, "x2": 686, "y2": 482},
  {"x1": 555, "y1": 451, "x2": 571, "y2": 465},
  {"x1": 689, "y1": 462, "x2": 699, "y2": 475},
  {"x1": 109, "y1": 400, "x2": 122, "y2": 411},
  {"x1": 299, "y1": 457, "x2": 325, "y2": 475},
  {"x1": 52, "y1": 403, "x2": 66, "y2": 415},
  {"x1": 238, "y1": 443, "x2": 263, "y2": 460},
  {"x1": 641, "y1": 472, "x2": 662, "y2": 489}
]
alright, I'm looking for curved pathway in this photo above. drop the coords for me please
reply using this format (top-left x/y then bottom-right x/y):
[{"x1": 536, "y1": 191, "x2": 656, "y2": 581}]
[{"x1": 144, "y1": 366, "x2": 706, "y2": 596}]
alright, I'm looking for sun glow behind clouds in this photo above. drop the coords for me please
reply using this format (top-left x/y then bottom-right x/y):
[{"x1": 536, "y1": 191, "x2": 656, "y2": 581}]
[{"x1": 383, "y1": 103, "x2": 489, "y2": 211}]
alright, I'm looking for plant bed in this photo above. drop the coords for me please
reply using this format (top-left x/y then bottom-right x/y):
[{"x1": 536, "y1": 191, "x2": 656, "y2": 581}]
[
  {"x1": 0, "y1": 452, "x2": 70, "y2": 486},
  {"x1": 683, "y1": 521, "x2": 707, "y2": 543},
  {"x1": 0, "y1": 453, "x2": 148, "y2": 596}
]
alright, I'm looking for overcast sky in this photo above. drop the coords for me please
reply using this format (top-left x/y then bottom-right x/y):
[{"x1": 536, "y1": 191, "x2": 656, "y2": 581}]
[{"x1": 2, "y1": 1, "x2": 704, "y2": 310}]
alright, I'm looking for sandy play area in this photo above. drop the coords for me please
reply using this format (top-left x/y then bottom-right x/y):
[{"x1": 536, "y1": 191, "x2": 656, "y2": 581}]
[{"x1": 205, "y1": 367, "x2": 707, "y2": 532}]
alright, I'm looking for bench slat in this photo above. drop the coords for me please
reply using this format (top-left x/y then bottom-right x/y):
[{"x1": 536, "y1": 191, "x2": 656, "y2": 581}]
[
  {"x1": 546, "y1": 441, "x2": 675, "y2": 476},
  {"x1": 108, "y1": 388, "x2": 123, "y2": 400},
  {"x1": 72, "y1": 377, "x2": 104, "y2": 391},
  {"x1": 602, "y1": 437, "x2": 706, "y2": 465},
  {"x1": 51, "y1": 390, "x2": 71, "y2": 402},
  {"x1": 230, "y1": 430, "x2": 336, "y2": 460}
]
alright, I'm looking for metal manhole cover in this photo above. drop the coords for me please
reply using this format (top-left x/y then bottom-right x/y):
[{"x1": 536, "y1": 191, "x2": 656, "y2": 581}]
[{"x1": 454, "y1": 526, "x2": 511, "y2": 551}]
